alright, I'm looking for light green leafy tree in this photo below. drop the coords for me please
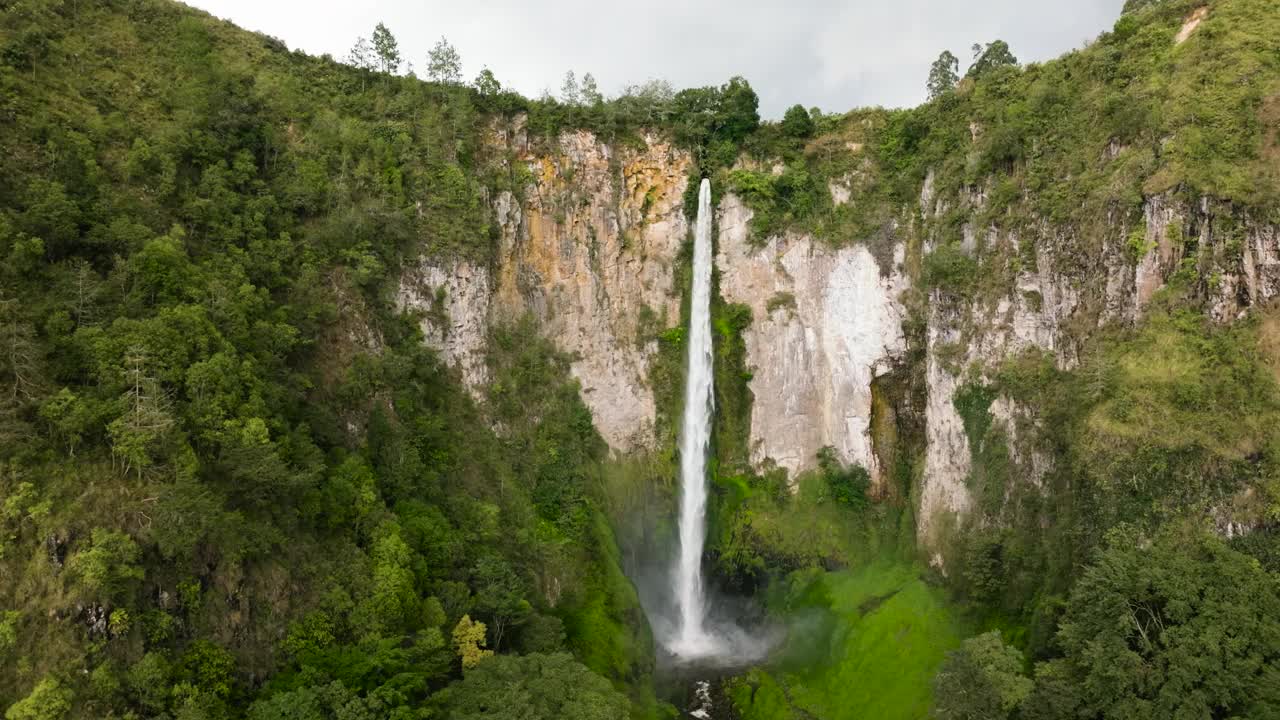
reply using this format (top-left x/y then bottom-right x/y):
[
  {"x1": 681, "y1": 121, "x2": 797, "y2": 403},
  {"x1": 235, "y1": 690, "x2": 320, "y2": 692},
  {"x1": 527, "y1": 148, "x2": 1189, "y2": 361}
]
[
  {"x1": 560, "y1": 70, "x2": 579, "y2": 105},
  {"x1": 451, "y1": 614, "x2": 492, "y2": 670},
  {"x1": 426, "y1": 36, "x2": 462, "y2": 85},
  {"x1": 370, "y1": 22, "x2": 400, "y2": 75},
  {"x1": 5, "y1": 678, "x2": 72, "y2": 720},
  {"x1": 580, "y1": 72, "x2": 602, "y2": 105},
  {"x1": 346, "y1": 36, "x2": 375, "y2": 72},
  {"x1": 473, "y1": 67, "x2": 501, "y2": 96},
  {"x1": 68, "y1": 529, "x2": 144, "y2": 601},
  {"x1": 107, "y1": 349, "x2": 173, "y2": 479}
]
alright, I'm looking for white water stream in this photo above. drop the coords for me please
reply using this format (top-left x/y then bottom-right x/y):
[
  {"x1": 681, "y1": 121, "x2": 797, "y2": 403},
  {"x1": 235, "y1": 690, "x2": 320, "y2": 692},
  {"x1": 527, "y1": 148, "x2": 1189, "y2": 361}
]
[{"x1": 671, "y1": 178, "x2": 720, "y2": 658}]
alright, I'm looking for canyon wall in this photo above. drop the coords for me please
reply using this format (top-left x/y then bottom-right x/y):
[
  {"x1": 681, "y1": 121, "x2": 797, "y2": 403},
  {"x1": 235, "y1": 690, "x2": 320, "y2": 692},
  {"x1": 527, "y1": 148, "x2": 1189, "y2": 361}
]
[{"x1": 400, "y1": 125, "x2": 1280, "y2": 554}]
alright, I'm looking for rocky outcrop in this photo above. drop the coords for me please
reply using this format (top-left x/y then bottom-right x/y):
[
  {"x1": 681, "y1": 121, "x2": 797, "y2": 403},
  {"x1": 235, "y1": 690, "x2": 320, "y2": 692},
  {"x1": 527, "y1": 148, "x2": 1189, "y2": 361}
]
[
  {"x1": 396, "y1": 260, "x2": 491, "y2": 389},
  {"x1": 717, "y1": 193, "x2": 909, "y2": 482}
]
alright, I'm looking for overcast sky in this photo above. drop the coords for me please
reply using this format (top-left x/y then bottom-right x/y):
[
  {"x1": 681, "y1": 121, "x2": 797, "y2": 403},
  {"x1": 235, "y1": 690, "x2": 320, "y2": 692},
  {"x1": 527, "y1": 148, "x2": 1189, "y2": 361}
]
[{"x1": 185, "y1": 0, "x2": 1125, "y2": 117}]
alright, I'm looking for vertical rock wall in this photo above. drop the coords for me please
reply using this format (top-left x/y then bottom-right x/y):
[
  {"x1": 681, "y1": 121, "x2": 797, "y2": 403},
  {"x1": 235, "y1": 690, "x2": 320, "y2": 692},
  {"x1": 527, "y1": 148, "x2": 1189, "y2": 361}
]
[{"x1": 717, "y1": 193, "x2": 909, "y2": 483}]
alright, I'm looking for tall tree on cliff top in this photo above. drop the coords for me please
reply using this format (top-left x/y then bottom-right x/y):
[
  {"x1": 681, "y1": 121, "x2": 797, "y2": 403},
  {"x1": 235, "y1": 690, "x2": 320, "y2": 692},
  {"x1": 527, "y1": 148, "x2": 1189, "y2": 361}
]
[
  {"x1": 427, "y1": 36, "x2": 463, "y2": 85},
  {"x1": 371, "y1": 22, "x2": 401, "y2": 75},
  {"x1": 928, "y1": 50, "x2": 960, "y2": 99}
]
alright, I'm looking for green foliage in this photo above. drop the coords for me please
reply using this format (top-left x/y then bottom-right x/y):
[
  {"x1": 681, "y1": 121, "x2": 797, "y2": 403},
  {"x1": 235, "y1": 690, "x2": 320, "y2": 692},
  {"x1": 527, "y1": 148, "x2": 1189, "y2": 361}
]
[
  {"x1": 516, "y1": 614, "x2": 565, "y2": 654},
  {"x1": 0, "y1": 2, "x2": 659, "y2": 708},
  {"x1": 780, "y1": 105, "x2": 815, "y2": 139},
  {"x1": 741, "y1": 562, "x2": 966, "y2": 720},
  {"x1": 671, "y1": 76, "x2": 760, "y2": 170},
  {"x1": 438, "y1": 652, "x2": 630, "y2": 720},
  {"x1": 473, "y1": 68, "x2": 501, "y2": 96},
  {"x1": 729, "y1": 669, "x2": 795, "y2": 720},
  {"x1": 764, "y1": 292, "x2": 796, "y2": 315},
  {"x1": 922, "y1": 245, "x2": 979, "y2": 296},
  {"x1": 1024, "y1": 528, "x2": 1280, "y2": 719},
  {"x1": 816, "y1": 447, "x2": 870, "y2": 510},
  {"x1": 966, "y1": 40, "x2": 1019, "y2": 80},
  {"x1": 67, "y1": 529, "x2": 145, "y2": 601},
  {"x1": 352, "y1": 524, "x2": 419, "y2": 639},
  {"x1": 1075, "y1": 308, "x2": 1280, "y2": 528},
  {"x1": 178, "y1": 640, "x2": 237, "y2": 700},
  {"x1": 927, "y1": 50, "x2": 961, "y2": 99},
  {"x1": 452, "y1": 615, "x2": 493, "y2": 670},
  {"x1": 370, "y1": 23, "x2": 400, "y2": 75},
  {"x1": 932, "y1": 632, "x2": 1031, "y2": 720},
  {"x1": 0, "y1": 611, "x2": 18, "y2": 656},
  {"x1": 727, "y1": 165, "x2": 823, "y2": 243},
  {"x1": 247, "y1": 681, "x2": 383, "y2": 720},
  {"x1": 426, "y1": 36, "x2": 463, "y2": 84},
  {"x1": 469, "y1": 555, "x2": 531, "y2": 651},
  {"x1": 4, "y1": 679, "x2": 72, "y2": 720},
  {"x1": 4, "y1": 1, "x2": 1280, "y2": 718}
]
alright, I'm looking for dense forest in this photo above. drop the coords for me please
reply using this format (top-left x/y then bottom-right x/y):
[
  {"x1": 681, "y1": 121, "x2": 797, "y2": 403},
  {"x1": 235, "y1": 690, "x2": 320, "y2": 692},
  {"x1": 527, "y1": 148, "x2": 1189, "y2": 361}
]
[{"x1": 2, "y1": 0, "x2": 1279, "y2": 718}]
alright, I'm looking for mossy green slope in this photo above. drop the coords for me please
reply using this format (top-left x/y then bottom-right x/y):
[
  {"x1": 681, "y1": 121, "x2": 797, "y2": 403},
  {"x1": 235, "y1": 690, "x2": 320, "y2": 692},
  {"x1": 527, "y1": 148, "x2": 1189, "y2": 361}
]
[{"x1": 733, "y1": 563, "x2": 966, "y2": 720}]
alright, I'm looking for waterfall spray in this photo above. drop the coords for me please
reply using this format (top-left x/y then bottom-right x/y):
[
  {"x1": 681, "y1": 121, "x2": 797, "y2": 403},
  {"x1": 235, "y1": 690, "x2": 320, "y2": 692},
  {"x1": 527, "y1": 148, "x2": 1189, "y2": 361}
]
[{"x1": 671, "y1": 178, "x2": 720, "y2": 658}]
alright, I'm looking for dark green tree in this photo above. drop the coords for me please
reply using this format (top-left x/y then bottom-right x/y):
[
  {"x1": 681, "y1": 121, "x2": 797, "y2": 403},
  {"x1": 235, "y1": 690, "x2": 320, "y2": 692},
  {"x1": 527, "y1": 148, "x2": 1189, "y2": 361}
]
[
  {"x1": 1026, "y1": 528, "x2": 1280, "y2": 719},
  {"x1": 780, "y1": 104, "x2": 815, "y2": 139},
  {"x1": 438, "y1": 653, "x2": 629, "y2": 720},
  {"x1": 816, "y1": 446, "x2": 869, "y2": 509},
  {"x1": 718, "y1": 75, "x2": 760, "y2": 141},
  {"x1": 967, "y1": 41, "x2": 1018, "y2": 80},
  {"x1": 933, "y1": 632, "x2": 1032, "y2": 720},
  {"x1": 471, "y1": 555, "x2": 531, "y2": 650}
]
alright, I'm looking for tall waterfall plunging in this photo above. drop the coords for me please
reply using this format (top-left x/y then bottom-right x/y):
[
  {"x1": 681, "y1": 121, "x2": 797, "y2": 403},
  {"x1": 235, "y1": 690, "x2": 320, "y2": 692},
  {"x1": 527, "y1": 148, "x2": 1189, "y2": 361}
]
[{"x1": 671, "y1": 178, "x2": 720, "y2": 658}]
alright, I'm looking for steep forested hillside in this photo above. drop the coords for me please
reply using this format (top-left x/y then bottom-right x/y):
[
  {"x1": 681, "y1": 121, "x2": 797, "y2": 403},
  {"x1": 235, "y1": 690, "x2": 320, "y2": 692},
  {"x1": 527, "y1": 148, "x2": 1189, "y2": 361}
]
[
  {"x1": 2, "y1": 0, "x2": 1280, "y2": 719},
  {"x1": 0, "y1": 1, "x2": 661, "y2": 717}
]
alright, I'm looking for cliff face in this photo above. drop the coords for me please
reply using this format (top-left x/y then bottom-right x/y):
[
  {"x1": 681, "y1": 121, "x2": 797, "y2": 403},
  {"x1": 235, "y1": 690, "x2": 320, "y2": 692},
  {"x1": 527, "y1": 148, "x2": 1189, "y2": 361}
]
[
  {"x1": 717, "y1": 193, "x2": 909, "y2": 485},
  {"x1": 400, "y1": 122, "x2": 691, "y2": 451},
  {"x1": 916, "y1": 187, "x2": 1280, "y2": 548},
  {"x1": 400, "y1": 124, "x2": 1280, "y2": 554}
]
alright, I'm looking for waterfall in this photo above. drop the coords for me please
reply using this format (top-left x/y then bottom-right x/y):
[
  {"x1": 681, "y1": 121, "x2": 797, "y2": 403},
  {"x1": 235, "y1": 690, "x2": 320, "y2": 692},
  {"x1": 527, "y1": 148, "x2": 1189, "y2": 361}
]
[{"x1": 672, "y1": 178, "x2": 719, "y2": 658}]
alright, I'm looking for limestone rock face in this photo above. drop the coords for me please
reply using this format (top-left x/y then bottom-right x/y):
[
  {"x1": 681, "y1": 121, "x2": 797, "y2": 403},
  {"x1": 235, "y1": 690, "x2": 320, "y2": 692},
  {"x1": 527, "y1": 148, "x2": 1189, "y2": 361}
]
[
  {"x1": 490, "y1": 130, "x2": 690, "y2": 451},
  {"x1": 918, "y1": 309, "x2": 972, "y2": 549},
  {"x1": 399, "y1": 126, "x2": 691, "y2": 452},
  {"x1": 397, "y1": 260, "x2": 492, "y2": 389},
  {"x1": 717, "y1": 193, "x2": 909, "y2": 481}
]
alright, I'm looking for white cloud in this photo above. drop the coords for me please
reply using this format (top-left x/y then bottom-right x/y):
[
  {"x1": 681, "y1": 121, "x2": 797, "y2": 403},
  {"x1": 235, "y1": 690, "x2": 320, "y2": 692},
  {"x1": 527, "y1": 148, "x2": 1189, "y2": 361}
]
[{"x1": 185, "y1": 0, "x2": 1124, "y2": 116}]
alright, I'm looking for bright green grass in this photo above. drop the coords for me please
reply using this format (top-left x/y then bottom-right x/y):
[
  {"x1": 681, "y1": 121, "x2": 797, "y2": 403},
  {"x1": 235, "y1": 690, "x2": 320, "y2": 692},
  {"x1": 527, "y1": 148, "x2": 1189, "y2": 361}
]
[{"x1": 732, "y1": 562, "x2": 967, "y2": 720}]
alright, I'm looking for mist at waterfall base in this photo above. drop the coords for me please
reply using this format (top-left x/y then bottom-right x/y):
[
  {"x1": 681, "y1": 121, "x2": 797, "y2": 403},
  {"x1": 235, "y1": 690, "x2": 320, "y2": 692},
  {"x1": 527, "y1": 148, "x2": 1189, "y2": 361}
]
[{"x1": 637, "y1": 178, "x2": 778, "y2": 669}]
